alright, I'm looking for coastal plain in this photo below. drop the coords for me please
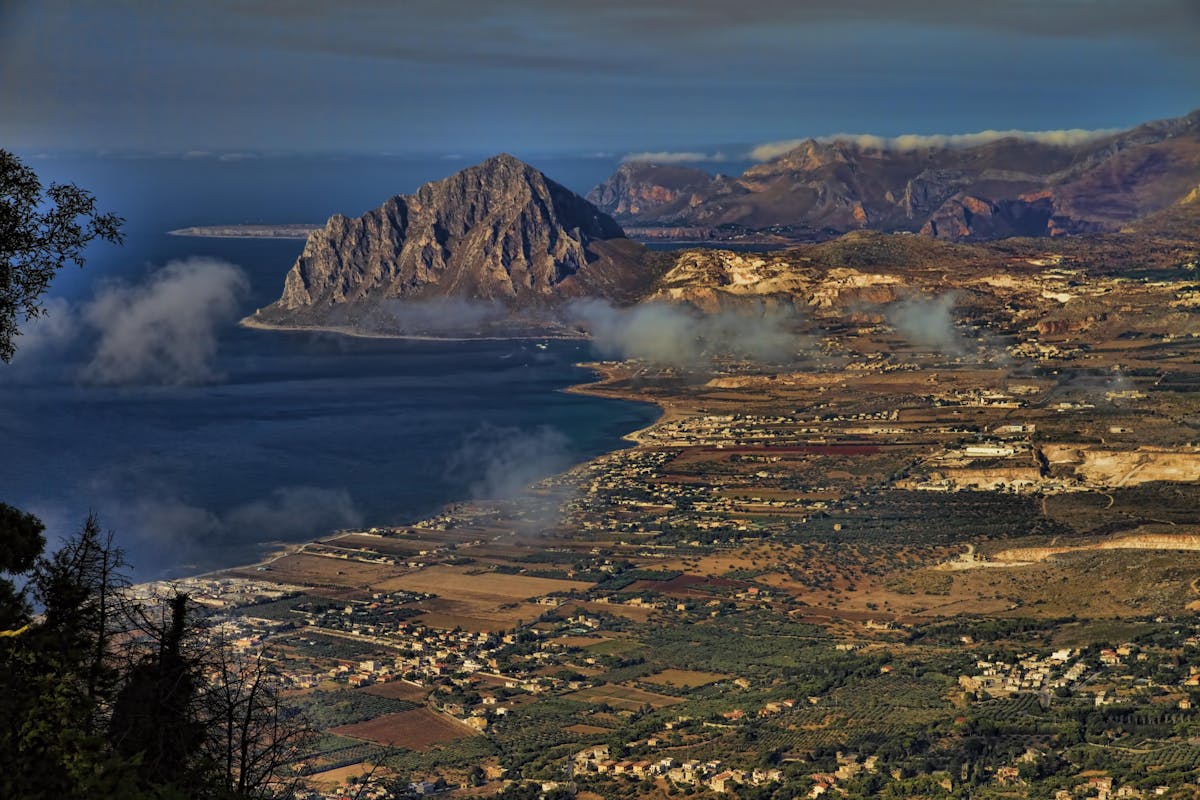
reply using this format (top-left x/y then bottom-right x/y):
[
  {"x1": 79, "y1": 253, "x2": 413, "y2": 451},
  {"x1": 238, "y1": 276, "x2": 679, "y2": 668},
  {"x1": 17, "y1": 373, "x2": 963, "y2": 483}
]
[
  {"x1": 152, "y1": 135, "x2": 1200, "y2": 798},
  {"x1": 162, "y1": 212, "x2": 1200, "y2": 797}
]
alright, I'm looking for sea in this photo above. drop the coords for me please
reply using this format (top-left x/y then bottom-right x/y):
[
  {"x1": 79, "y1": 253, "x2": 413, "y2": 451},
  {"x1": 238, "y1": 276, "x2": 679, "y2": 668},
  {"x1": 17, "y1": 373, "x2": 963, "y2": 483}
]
[{"x1": 0, "y1": 153, "x2": 711, "y2": 581}]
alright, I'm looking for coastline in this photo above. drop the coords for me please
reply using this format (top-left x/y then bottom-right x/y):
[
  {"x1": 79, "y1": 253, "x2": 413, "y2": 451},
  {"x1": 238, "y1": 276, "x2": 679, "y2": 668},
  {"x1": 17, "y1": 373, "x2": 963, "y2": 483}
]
[
  {"x1": 168, "y1": 224, "x2": 321, "y2": 239},
  {"x1": 241, "y1": 319, "x2": 672, "y2": 445},
  {"x1": 199, "y1": 334, "x2": 667, "y2": 578},
  {"x1": 167, "y1": 223, "x2": 800, "y2": 250},
  {"x1": 238, "y1": 315, "x2": 589, "y2": 343},
  {"x1": 563, "y1": 361, "x2": 677, "y2": 445}
]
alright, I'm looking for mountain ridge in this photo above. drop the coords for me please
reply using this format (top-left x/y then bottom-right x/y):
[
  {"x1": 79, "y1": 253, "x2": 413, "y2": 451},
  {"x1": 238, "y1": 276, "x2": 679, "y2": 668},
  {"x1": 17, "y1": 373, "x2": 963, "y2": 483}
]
[{"x1": 587, "y1": 109, "x2": 1200, "y2": 241}]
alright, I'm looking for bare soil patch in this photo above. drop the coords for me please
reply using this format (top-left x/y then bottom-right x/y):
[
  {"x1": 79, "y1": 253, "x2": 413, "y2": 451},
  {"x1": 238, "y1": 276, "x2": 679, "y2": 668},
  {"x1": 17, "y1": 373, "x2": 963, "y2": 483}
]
[
  {"x1": 359, "y1": 681, "x2": 429, "y2": 702},
  {"x1": 331, "y1": 708, "x2": 476, "y2": 750},
  {"x1": 563, "y1": 684, "x2": 682, "y2": 711},
  {"x1": 641, "y1": 669, "x2": 732, "y2": 688}
]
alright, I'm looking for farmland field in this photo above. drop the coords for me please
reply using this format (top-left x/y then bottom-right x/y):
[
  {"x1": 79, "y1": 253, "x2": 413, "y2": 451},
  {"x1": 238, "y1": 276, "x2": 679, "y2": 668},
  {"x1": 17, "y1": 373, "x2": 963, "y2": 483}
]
[
  {"x1": 552, "y1": 635, "x2": 609, "y2": 649},
  {"x1": 563, "y1": 683, "x2": 683, "y2": 711},
  {"x1": 230, "y1": 553, "x2": 401, "y2": 589},
  {"x1": 331, "y1": 708, "x2": 478, "y2": 750},
  {"x1": 304, "y1": 762, "x2": 390, "y2": 790},
  {"x1": 369, "y1": 565, "x2": 594, "y2": 631},
  {"x1": 372, "y1": 565, "x2": 591, "y2": 598},
  {"x1": 582, "y1": 638, "x2": 644, "y2": 656},
  {"x1": 640, "y1": 669, "x2": 733, "y2": 688},
  {"x1": 360, "y1": 681, "x2": 429, "y2": 702},
  {"x1": 414, "y1": 598, "x2": 549, "y2": 632}
]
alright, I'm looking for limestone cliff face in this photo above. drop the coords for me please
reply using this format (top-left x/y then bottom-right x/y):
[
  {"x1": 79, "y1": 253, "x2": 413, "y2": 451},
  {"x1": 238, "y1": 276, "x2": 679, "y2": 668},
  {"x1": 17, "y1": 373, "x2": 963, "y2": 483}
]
[
  {"x1": 920, "y1": 194, "x2": 1054, "y2": 241},
  {"x1": 257, "y1": 155, "x2": 652, "y2": 327},
  {"x1": 585, "y1": 162, "x2": 717, "y2": 221}
]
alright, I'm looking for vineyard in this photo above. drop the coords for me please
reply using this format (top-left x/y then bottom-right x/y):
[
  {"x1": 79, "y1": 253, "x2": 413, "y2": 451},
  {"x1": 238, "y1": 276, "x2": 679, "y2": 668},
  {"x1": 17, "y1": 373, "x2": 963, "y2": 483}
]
[
  {"x1": 291, "y1": 688, "x2": 420, "y2": 728},
  {"x1": 563, "y1": 683, "x2": 682, "y2": 711},
  {"x1": 298, "y1": 733, "x2": 388, "y2": 775}
]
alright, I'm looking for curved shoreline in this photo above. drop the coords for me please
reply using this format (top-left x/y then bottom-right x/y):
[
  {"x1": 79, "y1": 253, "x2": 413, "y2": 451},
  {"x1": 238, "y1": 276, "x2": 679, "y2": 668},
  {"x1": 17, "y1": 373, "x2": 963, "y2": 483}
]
[
  {"x1": 563, "y1": 361, "x2": 678, "y2": 445},
  {"x1": 238, "y1": 315, "x2": 588, "y2": 343},
  {"x1": 205, "y1": 331, "x2": 666, "y2": 578}
]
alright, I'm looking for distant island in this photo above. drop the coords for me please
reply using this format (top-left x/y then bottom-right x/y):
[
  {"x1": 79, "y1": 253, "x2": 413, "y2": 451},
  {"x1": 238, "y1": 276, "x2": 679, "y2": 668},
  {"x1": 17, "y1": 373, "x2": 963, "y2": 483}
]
[{"x1": 168, "y1": 223, "x2": 321, "y2": 239}]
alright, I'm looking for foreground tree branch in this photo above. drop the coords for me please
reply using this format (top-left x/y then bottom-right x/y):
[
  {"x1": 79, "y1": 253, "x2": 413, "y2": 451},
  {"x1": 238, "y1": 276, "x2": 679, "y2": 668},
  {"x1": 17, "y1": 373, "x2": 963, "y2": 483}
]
[{"x1": 0, "y1": 150, "x2": 124, "y2": 362}]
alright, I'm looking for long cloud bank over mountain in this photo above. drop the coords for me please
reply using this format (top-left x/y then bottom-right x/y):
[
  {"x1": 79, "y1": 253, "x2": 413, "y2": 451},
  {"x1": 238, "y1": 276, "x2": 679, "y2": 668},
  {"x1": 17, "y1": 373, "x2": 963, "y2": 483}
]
[
  {"x1": 749, "y1": 128, "x2": 1118, "y2": 161},
  {"x1": 619, "y1": 151, "x2": 728, "y2": 164}
]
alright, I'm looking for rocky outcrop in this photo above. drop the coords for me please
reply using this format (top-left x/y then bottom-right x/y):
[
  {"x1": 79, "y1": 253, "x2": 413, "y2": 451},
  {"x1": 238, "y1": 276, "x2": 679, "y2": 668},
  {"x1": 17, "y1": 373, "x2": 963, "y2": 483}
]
[
  {"x1": 589, "y1": 109, "x2": 1200, "y2": 242},
  {"x1": 585, "y1": 162, "x2": 715, "y2": 221},
  {"x1": 920, "y1": 194, "x2": 1055, "y2": 241},
  {"x1": 645, "y1": 246, "x2": 922, "y2": 315},
  {"x1": 249, "y1": 155, "x2": 660, "y2": 331}
]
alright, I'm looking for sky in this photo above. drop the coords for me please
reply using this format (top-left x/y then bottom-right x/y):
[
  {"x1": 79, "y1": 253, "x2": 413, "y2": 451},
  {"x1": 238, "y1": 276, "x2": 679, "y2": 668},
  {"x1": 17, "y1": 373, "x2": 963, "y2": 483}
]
[{"x1": 1, "y1": 0, "x2": 1198, "y2": 158}]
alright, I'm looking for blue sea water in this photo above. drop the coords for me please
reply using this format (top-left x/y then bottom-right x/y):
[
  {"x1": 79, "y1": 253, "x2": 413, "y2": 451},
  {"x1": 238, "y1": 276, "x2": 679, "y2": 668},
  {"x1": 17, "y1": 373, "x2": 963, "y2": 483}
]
[{"x1": 0, "y1": 154, "x2": 663, "y2": 580}]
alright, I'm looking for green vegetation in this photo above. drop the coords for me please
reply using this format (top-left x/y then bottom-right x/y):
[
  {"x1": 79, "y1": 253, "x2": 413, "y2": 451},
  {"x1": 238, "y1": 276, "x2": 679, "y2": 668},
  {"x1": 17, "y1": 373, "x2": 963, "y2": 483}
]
[
  {"x1": 0, "y1": 149, "x2": 123, "y2": 362},
  {"x1": 0, "y1": 511, "x2": 309, "y2": 799},
  {"x1": 793, "y1": 490, "x2": 1073, "y2": 546},
  {"x1": 291, "y1": 689, "x2": 418, "y2": 728}
]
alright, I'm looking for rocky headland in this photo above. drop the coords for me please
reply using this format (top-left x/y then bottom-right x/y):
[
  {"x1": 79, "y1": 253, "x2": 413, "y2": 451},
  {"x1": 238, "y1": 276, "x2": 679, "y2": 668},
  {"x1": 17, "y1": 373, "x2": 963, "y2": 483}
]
[{"x1": 244, "y1": 154, "x2": 662, "y2": 336}]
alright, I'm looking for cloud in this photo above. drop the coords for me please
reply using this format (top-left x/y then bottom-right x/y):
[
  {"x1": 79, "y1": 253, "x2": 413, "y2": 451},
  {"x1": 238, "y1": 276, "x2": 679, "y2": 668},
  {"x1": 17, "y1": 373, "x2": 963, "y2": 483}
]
[
  {"x1": 620, "y1": 151, "x2": 726, "y2": 164},
  {"x1": 119, "y1": 1, "x2": 1200, "y2": 63},
  {"x1": 225, "y1": 486, "x2": 363, "y2": 536},
  {"x1": 445, "y1": 424, "x2": 573, "y2": 501},
  {"x1": 749, "y1": 128, "x2": 1118, "y2": 161},
  {"x1": 835, "y1": 128, "x2": 1119, "y2": 151},
  {"x1": 82, "y1": 258, "x2": 249, "y2": 385},
  {"x1": 105, "y1": 486, "x2": 363, "y2": 578},
  {"x1": 747, "y1": 140, "x2": 814, "y2": 162},
  {"x1": 11, "y1": 296, "x2": 76, "y2": 360},
  {"x1": 328, "y1": 297, "x2": 516, "y2": 337},
  {"x1": 886, "y1": 294, "x2": 967, "y2": 355},
  {"x1": 567, "y1": 298, "x2": 804, "y2": 367}
]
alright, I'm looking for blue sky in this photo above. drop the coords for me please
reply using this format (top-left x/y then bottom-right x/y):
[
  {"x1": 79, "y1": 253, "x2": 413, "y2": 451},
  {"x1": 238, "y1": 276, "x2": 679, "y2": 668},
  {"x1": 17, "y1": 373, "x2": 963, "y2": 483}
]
[{"x1": 2, "y1": 0, "x2": 1197, "y2": 157}]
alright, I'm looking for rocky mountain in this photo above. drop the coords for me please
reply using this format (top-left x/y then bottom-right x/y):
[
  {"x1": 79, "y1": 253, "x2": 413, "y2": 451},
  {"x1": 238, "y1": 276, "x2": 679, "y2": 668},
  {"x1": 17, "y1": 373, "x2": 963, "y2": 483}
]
[
  {"x1": 588, "y1": 109, "x2": 1200, "y2": 242},
  {"x1": 247, "y1": 155, "x2": 659, "y2": 332},
  {"x1": 585, "y1": 162, "x2": 717, "y2": 219}
]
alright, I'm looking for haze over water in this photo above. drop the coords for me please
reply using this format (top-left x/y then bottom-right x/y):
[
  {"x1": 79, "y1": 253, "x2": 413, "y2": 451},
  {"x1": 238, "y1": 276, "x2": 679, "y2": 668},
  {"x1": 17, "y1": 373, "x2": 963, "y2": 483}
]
[{"x1": 0, "y1": 155, "x2": 661, "y2": 580}]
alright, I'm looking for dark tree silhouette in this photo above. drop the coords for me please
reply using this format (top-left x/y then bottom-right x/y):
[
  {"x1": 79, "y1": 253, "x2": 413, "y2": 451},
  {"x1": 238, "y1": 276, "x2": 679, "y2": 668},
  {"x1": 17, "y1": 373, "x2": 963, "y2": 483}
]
[
  {"x1": 0, "y1": 149, "x2": 124, "y2": 362},
  {"x1": 201, "y1": 645, "x2": 313, "y2": 799},
  {"x1": 1, "y1": 513, "x2": 312, "y2": 798},
  {"x1": 110, "y1": 592, "x2": 206, "y2": 793},
  {"x1": 0, "y1": 502, "x2": 46, "y2": 629},
  {"x1": 2, "y1": 515, "x2": 139, "y2": 798}
]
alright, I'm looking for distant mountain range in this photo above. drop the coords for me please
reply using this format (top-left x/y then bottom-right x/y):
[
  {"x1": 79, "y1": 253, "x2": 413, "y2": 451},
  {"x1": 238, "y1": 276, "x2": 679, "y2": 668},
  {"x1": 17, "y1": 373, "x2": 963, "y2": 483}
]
[
  {"x1": 247, "y1": 112, "x2": 1200, "y2": 335},
  {"x1": 587, "y1": 109, "x2": 1200, "y2": 242}
]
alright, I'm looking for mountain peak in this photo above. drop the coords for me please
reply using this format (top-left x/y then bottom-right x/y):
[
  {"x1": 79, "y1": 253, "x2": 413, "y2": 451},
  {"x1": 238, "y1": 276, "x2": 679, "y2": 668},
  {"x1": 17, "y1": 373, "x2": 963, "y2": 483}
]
[
  {"x1": 246, "y1": 158, "x2": 654, "y2": 332},
  {"x1": 471, "y1": 152, "x2": 534, "y2": 173}
]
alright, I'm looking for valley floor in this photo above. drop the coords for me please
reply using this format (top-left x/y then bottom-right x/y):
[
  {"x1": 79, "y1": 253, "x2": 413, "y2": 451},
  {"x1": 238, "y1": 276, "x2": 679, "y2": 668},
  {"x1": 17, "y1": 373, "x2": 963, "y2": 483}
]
[{"x1": 162, "y1": 257, "x2": 1200, "y2": 799}]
